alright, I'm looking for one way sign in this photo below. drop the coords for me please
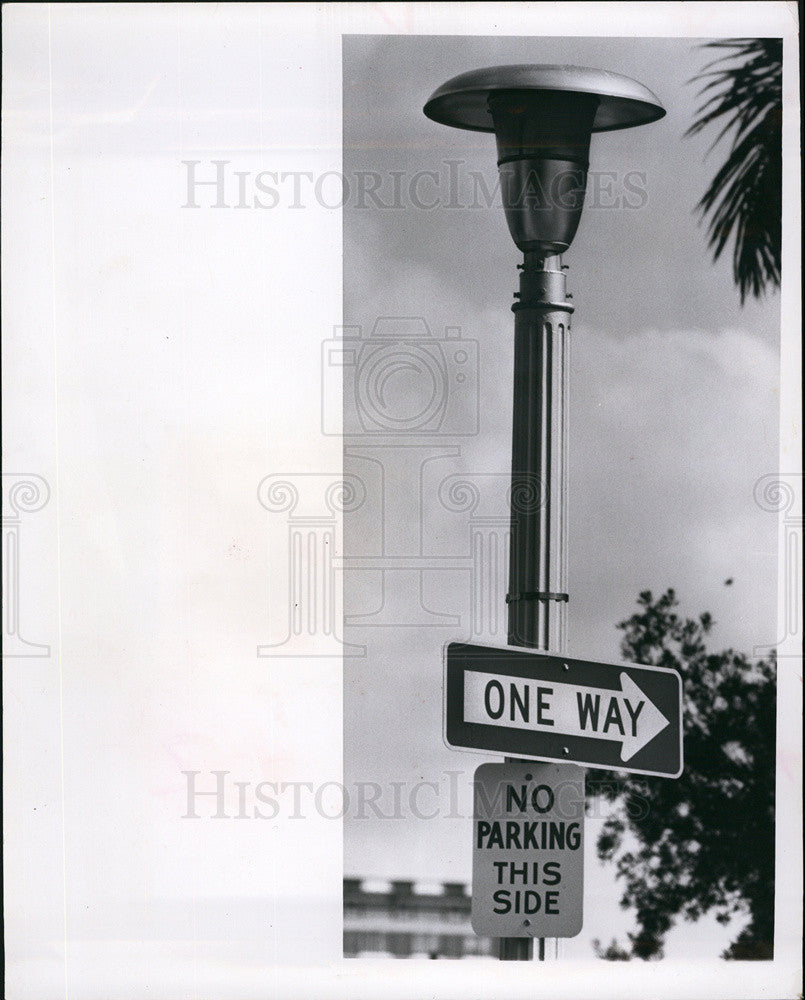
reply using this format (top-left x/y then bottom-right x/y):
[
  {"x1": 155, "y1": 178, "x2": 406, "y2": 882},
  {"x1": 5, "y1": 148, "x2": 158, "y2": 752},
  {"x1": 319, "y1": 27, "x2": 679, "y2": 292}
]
[{"x1": 445, "y1": 643, "x2": 683, "y2": 778}]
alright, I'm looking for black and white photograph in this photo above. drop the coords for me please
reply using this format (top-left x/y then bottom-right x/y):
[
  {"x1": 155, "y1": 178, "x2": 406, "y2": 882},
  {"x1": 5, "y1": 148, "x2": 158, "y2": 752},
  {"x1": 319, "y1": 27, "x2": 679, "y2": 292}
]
[{"x1": 2, "y1": 4, "x2": 801, "y2": 999}]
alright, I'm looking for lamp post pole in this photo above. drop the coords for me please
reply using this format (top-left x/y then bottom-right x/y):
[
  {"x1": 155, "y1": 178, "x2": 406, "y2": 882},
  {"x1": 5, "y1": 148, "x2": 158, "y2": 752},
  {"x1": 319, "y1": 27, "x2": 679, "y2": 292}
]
[
  {"x1": 508, "y1": 252, "x2": 571, "y2": 655},
  {"x1": 423, "y1": 61, "x2": 665, "y2": 965},
  {"x1": 500, "y1": 252, "x2": 573, "y2": 961}
]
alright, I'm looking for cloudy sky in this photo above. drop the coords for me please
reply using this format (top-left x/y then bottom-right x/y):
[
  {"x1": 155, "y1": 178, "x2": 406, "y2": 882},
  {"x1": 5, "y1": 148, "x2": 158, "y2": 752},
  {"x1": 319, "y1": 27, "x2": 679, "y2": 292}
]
[{"x1": 3, "y1": 6, "x2": 798, "y2": 999}]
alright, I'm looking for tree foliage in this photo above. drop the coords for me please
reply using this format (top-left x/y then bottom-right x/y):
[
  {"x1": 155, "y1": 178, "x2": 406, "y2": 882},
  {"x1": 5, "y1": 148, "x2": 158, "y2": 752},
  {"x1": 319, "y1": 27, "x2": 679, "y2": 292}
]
[
  {"x1": 592, "y1": 938, "x2": 631, "y2": 961},
  {"x1": 687, "y1": 39, "x2": 782, "y2": 303},
  {"x1": 588, "y1": 589, "x2": 776, "y2": 960}
]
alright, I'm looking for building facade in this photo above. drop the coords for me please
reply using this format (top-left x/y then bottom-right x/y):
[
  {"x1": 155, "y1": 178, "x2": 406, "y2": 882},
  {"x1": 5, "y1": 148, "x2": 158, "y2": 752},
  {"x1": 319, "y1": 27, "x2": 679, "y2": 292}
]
[{"x1": 343, "y1": 878, "x2": 495, "y2": 959}]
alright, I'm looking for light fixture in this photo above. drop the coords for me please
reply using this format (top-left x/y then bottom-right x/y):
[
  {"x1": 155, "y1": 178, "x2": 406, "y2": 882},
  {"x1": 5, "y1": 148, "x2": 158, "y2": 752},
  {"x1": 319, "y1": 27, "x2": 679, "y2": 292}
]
[{"x1": 424, "y1": 64, "x2": 665, "y2": 256}]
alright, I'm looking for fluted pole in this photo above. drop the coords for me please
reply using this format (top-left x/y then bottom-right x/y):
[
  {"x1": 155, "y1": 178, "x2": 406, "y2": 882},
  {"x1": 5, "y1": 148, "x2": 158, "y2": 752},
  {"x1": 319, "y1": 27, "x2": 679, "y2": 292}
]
[{"x1": 498, "y1": 252, "x2": 572, "y2": 961}]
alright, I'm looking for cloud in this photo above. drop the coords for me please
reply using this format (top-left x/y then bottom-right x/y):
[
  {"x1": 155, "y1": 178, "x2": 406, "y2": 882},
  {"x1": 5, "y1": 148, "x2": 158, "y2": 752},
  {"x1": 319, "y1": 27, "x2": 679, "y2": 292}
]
[{"x1": 569, "y1": 324, "x2": 779, "y2": 657}]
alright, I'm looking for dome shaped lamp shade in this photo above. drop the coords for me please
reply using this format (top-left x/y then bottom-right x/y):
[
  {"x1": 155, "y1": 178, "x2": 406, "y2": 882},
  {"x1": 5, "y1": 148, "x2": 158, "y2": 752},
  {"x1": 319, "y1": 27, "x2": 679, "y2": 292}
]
[{"x1": 424, "y1": 65, "x2": 665, "y2": 256}]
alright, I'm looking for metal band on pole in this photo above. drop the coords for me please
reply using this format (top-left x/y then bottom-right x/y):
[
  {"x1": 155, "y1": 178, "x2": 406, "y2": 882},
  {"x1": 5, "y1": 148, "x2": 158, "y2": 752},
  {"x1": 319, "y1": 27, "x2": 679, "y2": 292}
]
[{"x1": 506, "y1": 591, "x2": 569, "y2": 604}]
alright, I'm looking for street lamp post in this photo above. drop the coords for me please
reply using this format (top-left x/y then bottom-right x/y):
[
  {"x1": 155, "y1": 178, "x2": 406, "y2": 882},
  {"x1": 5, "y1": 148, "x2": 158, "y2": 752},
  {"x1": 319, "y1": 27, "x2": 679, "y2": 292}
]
[{"x1": 424, "y1": 64, "x2": 664, "y2": 962}]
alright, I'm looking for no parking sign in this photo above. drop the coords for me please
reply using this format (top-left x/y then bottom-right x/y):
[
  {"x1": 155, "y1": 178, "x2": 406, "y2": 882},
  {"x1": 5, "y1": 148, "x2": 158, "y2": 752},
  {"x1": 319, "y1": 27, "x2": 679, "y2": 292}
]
[{"x1": 471, "y1": 760, "x2": 584, "y2": 938}]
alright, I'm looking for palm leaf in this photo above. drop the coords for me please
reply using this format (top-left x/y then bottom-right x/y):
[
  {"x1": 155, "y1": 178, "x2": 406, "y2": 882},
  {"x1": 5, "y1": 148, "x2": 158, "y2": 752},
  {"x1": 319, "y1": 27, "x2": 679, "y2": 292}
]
[{"x1": 687, "y1": 39, "x2": 782, "y2": 303}]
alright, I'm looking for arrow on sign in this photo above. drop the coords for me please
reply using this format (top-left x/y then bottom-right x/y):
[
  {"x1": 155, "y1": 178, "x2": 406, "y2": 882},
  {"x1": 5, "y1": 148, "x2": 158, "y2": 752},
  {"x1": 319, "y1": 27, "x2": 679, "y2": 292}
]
[{"x1": 464, "y1": 670, "x2": 670, "y2": 762}]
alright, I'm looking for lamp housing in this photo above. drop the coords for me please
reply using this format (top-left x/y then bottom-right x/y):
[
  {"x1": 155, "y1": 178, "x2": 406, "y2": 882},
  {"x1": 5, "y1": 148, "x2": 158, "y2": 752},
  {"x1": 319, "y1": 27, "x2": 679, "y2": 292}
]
[{"x1": 424, "y1": 64, "x2": 665, "y2": 256}]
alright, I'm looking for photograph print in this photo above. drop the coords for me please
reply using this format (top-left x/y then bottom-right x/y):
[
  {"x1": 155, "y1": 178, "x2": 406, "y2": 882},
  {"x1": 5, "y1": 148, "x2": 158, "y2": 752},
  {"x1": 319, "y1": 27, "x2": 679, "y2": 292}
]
[{"x1": 340, "y1": 32, "x2": 784, "y2": 966}]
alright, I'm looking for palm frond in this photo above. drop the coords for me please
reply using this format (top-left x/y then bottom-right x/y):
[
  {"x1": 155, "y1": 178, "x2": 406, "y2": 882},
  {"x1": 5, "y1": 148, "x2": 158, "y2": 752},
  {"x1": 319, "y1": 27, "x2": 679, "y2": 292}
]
[{"x1": 687, "y1": 39, "x2": 782, "y2": 303}]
